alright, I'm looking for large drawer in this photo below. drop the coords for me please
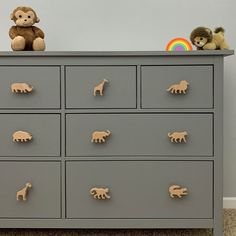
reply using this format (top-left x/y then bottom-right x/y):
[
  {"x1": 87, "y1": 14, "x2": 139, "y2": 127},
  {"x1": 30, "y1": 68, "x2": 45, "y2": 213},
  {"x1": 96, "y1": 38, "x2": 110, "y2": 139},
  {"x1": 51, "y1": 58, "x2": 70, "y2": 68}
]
[
  {"x1": 141, "y1": 66, "x2": 213, "y2": 109},
  {"x1": 0, "y1": 114, "x2": 60, "y2": 157},
  {"x1": 65, "y1": 66, "x2": 137, "y2": 108},
  {"x1": 0, "y1": 161, "x2": 61, "y2": 218},
  {"x1": 66, "y1": 161, "x2": 213, "y2": 219},
  {"x1": 0, "y1": 66, "x2": 60, "y2": 109},
  {"x1": 66, "y1": 114, "x2": 213, "y2": 157}
]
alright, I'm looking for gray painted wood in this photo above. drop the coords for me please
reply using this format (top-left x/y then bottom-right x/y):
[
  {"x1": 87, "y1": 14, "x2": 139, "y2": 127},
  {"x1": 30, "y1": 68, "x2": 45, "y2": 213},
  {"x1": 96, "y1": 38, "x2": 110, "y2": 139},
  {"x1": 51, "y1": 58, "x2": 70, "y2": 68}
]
[
  {"x1": 0, "y1": 51, "x2": 232, "y2": 234},
  {"x1": 0, "y1": 161, "x2": 61, "y2": 218},
  {"x1": 65, "y1": 66, "x2": 136, "y2": 109},
  {"x1": 66, "y1": 114, "x2": 213, "y2": 157},
  {"x1": 141, "y1": 66, "x2": 213, "y2": 109},
  {"x1": 213, "y1": 57, "x2": 224, "y2": 236},
  {"x1": 60, "y1": 66, "x2": 66, "y2": 219},
  {"x1": 0, "y1": 218, "x2": 214, "y2": 228},
  {"x1": 0, "y1": 50, "x2": 234, "y2": 57},
  {"x1": 0, "y1": 67, "x2": 60, "y2": 109},
  {"x1": 0, "y1": 114, "x2": 61, "y2": 157},
  {"x1": 66, "y1": 161, "x2": 213, "y2": 219},
  {"x1": 0, "y1": 55, "x2": 225, "y2": 67}
]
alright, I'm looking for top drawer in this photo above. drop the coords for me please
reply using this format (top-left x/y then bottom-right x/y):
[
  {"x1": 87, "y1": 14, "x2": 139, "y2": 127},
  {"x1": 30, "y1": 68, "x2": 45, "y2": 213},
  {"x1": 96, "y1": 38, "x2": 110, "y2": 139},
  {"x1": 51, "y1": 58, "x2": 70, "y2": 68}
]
[
  {"x1": 0, "y1": 66, "x2": 60, "y2": 109},
  {"x1": 65, "y1": 66, "x2": 137, "y2": 109},
  {"x1": 141, "y1": 66, "x2": 213, "y2": 109}
]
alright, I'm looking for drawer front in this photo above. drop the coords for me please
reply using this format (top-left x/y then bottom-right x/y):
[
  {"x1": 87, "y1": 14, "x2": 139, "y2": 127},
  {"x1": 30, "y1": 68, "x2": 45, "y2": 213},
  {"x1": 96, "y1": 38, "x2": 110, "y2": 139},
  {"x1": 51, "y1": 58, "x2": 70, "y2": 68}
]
[
  {"x1": 0, "y1": 114, "x2": 60, "y2": 157},
  {"x1": 65, "y1": 66, "x2": 136, "y2": 108},
  {"x1": 66, "y1": 161, "x2": 213, "y2": 219},
  {"x1": 141, "y1": 66, "x2": 213, "y2": 109},
  {"x1": 66, "y1": 114, "x2": 213, "y2": 157},
  {"x1": 0, "y1": 162, "x2": 61, "y2": 218},
  {"x1": 0, "y1": 67, "x2": 60, "y2": 109}
]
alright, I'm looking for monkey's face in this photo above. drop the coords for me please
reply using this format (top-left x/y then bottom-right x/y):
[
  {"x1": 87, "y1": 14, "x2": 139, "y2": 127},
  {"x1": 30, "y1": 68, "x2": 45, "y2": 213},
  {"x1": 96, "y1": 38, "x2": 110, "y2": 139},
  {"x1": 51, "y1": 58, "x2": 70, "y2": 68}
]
[
  {"x1": 13, "y1": 10, "x2": 36, "y2": 27},
  {"x1": 11, "y1": 7, "x2": 39, "y2": 27},
  {"x1": 193, "y1": 36, "x2": 208, "y2": 48}
]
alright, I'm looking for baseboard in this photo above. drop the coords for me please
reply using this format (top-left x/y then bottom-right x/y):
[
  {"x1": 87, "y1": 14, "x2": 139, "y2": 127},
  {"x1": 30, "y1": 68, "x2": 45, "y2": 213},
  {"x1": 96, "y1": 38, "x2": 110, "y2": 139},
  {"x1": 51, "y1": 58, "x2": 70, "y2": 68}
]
[{"x1": 224, "y1": 197, "x2": 236, "y2": 208}]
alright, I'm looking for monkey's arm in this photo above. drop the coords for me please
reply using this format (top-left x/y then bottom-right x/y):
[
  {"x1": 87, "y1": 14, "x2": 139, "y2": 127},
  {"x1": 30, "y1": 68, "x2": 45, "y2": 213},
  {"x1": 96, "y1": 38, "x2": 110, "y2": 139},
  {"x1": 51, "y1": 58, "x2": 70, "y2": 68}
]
[
  {"x1": 32, "y1": 26, "x2": 45, "y2": 39},
  {"x1": 9, "y1": 26, "x2": 18, "y2": 39}
]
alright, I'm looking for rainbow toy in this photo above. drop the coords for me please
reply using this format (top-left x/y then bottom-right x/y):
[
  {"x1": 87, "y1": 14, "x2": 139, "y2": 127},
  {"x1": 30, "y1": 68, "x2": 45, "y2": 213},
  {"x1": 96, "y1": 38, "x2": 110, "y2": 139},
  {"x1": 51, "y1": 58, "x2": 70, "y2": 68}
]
[{"x1": 166, "y1": 38, "x2": 193, "y2": 51}]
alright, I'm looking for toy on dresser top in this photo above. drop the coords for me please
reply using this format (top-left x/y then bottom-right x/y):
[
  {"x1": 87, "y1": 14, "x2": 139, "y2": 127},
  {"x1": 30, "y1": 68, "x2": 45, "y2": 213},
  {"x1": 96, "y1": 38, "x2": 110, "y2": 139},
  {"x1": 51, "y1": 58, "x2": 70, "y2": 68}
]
[
  {"x1": 190, "y1": 26, "x2": 229, "y2": 50},
  {"x1": 9, "y1": 6, "x2": 45, "y2": 51}
]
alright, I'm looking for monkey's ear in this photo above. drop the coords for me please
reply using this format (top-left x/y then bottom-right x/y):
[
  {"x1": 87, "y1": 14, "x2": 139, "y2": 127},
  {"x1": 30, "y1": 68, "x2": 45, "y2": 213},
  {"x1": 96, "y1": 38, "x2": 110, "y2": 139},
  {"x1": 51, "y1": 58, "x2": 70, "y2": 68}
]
[
  {"x1": 10, "y1": 13, "x2": 14, "y2": 20},
  {"x1": 36, "y1": 17, "x2": 40, "y2": 23}
]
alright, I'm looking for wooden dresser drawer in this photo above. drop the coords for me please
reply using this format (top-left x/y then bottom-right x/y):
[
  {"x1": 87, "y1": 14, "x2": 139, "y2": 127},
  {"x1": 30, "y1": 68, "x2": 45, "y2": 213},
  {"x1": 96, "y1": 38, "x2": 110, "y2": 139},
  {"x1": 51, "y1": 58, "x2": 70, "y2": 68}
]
[
  {"x1": 0, "y1": 114, "x2": 60, "y2": 157},
  {"x1": 66, "y1": 114, "x2": 213, "y2": 157},
  {"x1": 0, "y1": 161, "x2": 61, "y2": 218},
  {"x1": 65, "y1": 66, "x2": 136, "y2": 109},
  {"x1": 141, "y1": 66, "x2": 213, "y2": 109},
  {"x1": 0, "y1": 67, "x2": 60, "y2": 109},
  {"x1": 66, "y1": 161, "x2": 213, "y2": 219}
]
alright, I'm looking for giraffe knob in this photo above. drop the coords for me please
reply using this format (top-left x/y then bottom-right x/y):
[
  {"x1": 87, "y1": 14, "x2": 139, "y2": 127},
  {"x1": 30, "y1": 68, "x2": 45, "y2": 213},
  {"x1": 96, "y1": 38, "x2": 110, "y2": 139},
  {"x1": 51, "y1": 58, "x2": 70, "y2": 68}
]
[
  {"x1": 16, "y1": 182, "x2": 32, "y2": 201},
  {"x1": 93, "y1": 79, "x2": 109, "y2": 96}
]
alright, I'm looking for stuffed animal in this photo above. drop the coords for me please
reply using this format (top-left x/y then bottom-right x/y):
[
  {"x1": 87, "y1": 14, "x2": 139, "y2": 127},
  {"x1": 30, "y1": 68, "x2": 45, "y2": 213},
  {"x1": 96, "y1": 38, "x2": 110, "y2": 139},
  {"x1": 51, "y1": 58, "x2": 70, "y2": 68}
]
[
  {"x1": 190, "y1": 26, "x2": 229, "y2": 50},
  {"x1": 9, "y1": 6, "x2": 45, "y2": 51}
]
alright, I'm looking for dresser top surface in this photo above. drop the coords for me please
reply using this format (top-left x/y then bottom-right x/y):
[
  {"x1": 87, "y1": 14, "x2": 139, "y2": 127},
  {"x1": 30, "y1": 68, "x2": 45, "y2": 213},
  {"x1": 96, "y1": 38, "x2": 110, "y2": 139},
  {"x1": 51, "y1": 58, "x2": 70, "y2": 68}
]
[{"x1": 0, "y1": 50, "x2": 234, "y2": 57}]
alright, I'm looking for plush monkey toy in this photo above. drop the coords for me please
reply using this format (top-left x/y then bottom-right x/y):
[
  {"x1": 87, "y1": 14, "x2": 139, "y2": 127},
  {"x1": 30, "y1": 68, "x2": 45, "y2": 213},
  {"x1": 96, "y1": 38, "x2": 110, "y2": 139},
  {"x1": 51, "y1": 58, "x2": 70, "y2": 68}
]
[{"x1": 9, "y1": 6, "x2": 45, "y2": 51}]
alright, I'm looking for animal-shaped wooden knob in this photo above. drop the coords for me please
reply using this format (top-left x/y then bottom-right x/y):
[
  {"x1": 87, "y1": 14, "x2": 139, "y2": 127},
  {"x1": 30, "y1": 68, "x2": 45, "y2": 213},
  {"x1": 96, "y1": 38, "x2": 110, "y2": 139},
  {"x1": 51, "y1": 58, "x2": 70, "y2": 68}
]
[
  {"x1": 168, "y1": 131, "x2": 188, "y2": 143},
  {"x1": 12, "y1": 131, "x2": 33, "y2": 142},
  {"x1": 91, "y1": 130, "x2": 111, "y2": 143},
  {"x1": 90, "y1": 187, "x2": 111, "y2": 200},
  {"x1": 169, "y1": 185, "x2": 188, "y2": 198},
  {"x1": 16, "y1": 182, "x2": 32, "y2": 201},
  {"x1": 93, "y1": 79, "x2": 109, "y2": 96},
  {"x1": 166, "y1": 80, "x2": 189, "y2": 94},
  {"x1": 11, "y1": 83, "x2": 33, "y2": 93}
]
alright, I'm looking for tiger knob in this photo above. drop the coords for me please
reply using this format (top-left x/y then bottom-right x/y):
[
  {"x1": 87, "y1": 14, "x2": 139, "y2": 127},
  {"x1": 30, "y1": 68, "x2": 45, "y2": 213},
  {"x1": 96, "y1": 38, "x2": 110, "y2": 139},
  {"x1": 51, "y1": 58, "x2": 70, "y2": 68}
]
[{"x1": 168, "y1": 131, "x2": 188, "y2": 143}]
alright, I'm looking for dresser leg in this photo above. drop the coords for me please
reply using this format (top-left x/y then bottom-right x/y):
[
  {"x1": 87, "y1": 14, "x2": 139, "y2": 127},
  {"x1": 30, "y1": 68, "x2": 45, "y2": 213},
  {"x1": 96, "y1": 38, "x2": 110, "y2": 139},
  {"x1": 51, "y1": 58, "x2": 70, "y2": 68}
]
[{"x1": 213, "y1": 226, "x2": 223, "y2": 236}]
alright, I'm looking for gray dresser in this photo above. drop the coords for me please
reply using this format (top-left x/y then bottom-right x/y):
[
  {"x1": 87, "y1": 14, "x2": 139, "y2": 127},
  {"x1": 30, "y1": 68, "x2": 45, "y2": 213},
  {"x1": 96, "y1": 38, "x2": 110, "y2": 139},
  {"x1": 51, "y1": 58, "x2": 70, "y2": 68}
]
[{"x1": 0, "y1": 50, "x2": 233, "y2": 235}]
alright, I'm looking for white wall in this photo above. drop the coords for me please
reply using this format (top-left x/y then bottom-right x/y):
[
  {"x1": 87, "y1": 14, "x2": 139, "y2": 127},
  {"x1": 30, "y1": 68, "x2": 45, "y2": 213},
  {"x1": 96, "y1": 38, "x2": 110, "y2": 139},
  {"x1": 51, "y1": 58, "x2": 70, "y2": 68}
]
[{"x1": 0, "y1": 0, "x2": 235, "y2": 196}]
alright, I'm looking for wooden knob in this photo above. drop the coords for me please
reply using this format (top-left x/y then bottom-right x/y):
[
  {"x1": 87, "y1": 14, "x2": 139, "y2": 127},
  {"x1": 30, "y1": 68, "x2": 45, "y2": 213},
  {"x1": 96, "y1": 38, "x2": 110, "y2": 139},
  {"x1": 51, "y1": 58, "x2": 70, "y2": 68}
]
[
  {"x1": 93, "y1": 79, "x2": 109, "y2": 96},
  {"x1": 90, "y1": 187, "x2": 111, "y2": 200},
  {"x1": 91, "y1": 130, "x2": 111, "y2": 143},
  {"x1": 16, "y1": 182, "x2": 32, "y2": 201},
  {"x1": 12, "y1": 131, "x2": 33, "y2": 142},
  {"x1": 166, "y1": 80, "x2": 189, "y2": 94},
  {"x1": 168, "y1": 131, "x2": 188, "y2": 143},
  {"x1": 11, "y1": 83, "x2": 33, "y2": 93},
  {"x1": 169, "y1": 185, "x2": 188, "y2": 198}
]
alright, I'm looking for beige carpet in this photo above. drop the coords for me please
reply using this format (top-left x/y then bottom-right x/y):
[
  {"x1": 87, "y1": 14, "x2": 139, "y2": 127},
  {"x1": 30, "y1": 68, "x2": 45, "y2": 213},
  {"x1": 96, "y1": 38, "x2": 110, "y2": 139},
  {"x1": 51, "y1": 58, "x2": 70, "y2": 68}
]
[{"x1": 0, "y1": 209, "x2": 235, "y2": 236}]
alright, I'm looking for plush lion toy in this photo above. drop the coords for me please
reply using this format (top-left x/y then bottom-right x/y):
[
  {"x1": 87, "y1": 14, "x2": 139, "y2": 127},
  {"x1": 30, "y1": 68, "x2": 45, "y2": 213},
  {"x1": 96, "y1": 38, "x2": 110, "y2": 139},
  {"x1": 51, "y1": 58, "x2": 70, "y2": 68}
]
[
  {"x1": 9, "y1": 6, "x2": 45, "y2": 51},
  {"x1": 190, "y1": 26, "x2": 229, "y2": 50}
]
